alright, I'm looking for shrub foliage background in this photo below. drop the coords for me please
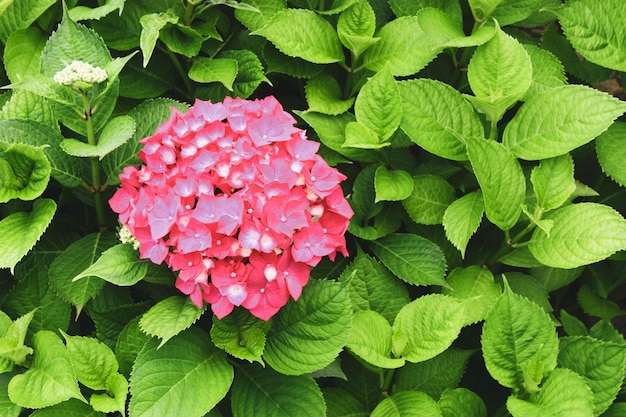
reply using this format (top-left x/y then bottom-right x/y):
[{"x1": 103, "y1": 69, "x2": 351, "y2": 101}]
[{"x1": 1, "y1": 0, "x2": 626, "y2": 416}]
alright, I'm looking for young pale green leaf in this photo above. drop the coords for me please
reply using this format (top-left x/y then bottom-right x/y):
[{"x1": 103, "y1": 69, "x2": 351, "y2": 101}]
[
  {"x1": 597, "y1": 121, "x2": 626, "y2": 187},
  {"x1": 89, "y1": 372, "x2": 127, "y2": 415},
  {"x1": 371, "y1": 391, "x2": 442, "y2": 417},
  {"x1": 61, "y1": 331, "x2": 118, "y2": 390},
  {"x1": 558, "y1": 336, "x2": 626, "y2": 415},
  {"x1": 531, "y1": 154, "x2": 575, "y2": 212},
  {"x1": 481, "y1": 282, "x2": 559, "y2": 389},
  {"x1": 304, "y1": 72, "x2": 354, "y2": 115},
  {"x1": 0, "y1": 0, "x2": 56, "y2": 43},
  {"x1": 362, "y1": 16, "x2": 441, "y2": 76},
  {"x1": 252, "y1": 9, "x2": 343, "y2": 64},
  {"x1": 466, "y1": 137, "x2": 525, "y2": 231},
  {"x1": 231, "y1": 364, "x2": 326, "y2": 417},
  {"x1": 0, "y1": 142, "x2": 50, "y2": 203},
  {"x1": 370, "y1": 233, "x2": 447, "y2": 287},
  {"x1": 398, "y1": 78, "x2": 483, "y2": 161},
  {"x1": 3, "y1": 27, "x2": 47, "y2": 83},
  {"x1": 394, "y1": 349, "x2": 474, "y2": 399},
  {"x1": 506, "y1": 368, "x2": 594, "y2": 417},
  {"x1": 374, "y1": 166, "x2": 413, "y2": 202},
  {"x1": 210, "y1": 308, "x2": 271, "y2": 364},
  {"x1": 188, "y1": 57, "x2": 238, "y2": 90},
  {"x1": 264, "y1": 279, "x2": 352, "y2": 375},
  {"x1": 68, "y1": 0, "x2": 124, "y2": 21},
  {"x1": 418, "y1": 7, "x2": 495, "y2": 49},
  {"x1": 0, "y1": 198, "x2": 56, "y2": 273},
  {"x1": 443, "y1": 266, "x2": 501, "y2": 326},
  {"x1": 528, "y1": 203, "x2": 626, "y2": 269},
  {"x1": 0, "y1": 310, "x2": 35, "y2": 366},
  {"x1": 393, "y1": 294, "x2": 465, "y2": 363},
  {"x1": 468, "y1": 0, "x2": 544, "y2": 26},
  {"x1": 466, "y1": 27, "x2": 532, "y2": 122},
  {"x1": 439, "y1": 388, "x2": 487, "y2": 417},
  {"x1": 503, "y1": 85, "x2": 626, "y2": 160},
  {"x1": 578, "y1": 284, "x2": 625, "y2": 322},
  {"x1": 139, "y1": 12, "x2": 179, "y2": 67},
  {"x1": 558, "y1": 0, "x2": 626, "y2": 72},
  {"x1": 522, "y1": 44, "x2": 566, "y2": 98},
  {"x1": 129, "y1": 327, "x2": 233, "y2": 417},
  {"x1": 402, "y1": 174, "x2": 455, "y2": 225},
  {"x1": 337, "y1": 0, "x2": 378, "y2": 58},
  {"x1": 346, "y1": 310, "x2": 405, "y2": 369},
  {"x1": 355, "y1": 63, "x2": 401, "y2": 141},
  {"x1": 72, "y1": 243, "x2": 148, "y2": 286},
  {"x1": 443, "y1": 191, "x2": 484, "y2": 257},
  {"x1": 139, "y1": 296, "x2": 206, "y2": 348},
  {"x1": 343, "y1": 121, "x2": 389, "y2": 150},
  {"x1": 61, "y1": 115, "x2": 136, "y2": 160},
  {"x1": 234, "y1": 0, "x2": 286, "y2": 32},
  {"x1": 8, "y1": 330, "x2": 85, "y2": 408}
]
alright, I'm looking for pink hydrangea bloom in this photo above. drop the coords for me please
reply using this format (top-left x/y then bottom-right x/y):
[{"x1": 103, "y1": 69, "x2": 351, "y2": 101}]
[{"x1": 109, "y1": 96, "x2": 353, "y2": 321}]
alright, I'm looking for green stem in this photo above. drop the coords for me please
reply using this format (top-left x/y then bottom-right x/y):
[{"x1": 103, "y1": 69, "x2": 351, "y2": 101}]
[
  {"x1": 489, "y1": 118, "x2": 498, "y2": 141},
  {"x1": 380, "y1": 368, "x2": 395, "y2": 394},
  {"x1": 164, "y1": 47, "x2": 194, "y2": 99},
  {"x1": 82, "y1": 91, "x2": 106, "y2": 229},
  {"x1": 183, "y1": 1, "x2": 196, "y2": 25}
]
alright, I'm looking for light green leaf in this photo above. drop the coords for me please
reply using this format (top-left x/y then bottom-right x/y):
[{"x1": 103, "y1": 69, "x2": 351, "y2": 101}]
[
  {"x1": 305, "y1": 72, "x2": 355, "y2": 115},
  {"x1": 89, "y1": 372, "x2": 127, "y2": 415},
  {"x1": 0, "y1": 0, "x2": 56, "y2": 43},
  {"x1": 506, "y1": 368, "x2": 594, "y2": 417},
  {"x1": 210, "y1": 308, "x2": 270, "y2": 364},
  {"x1": 61, "y1": 331, "x2": 118, "y2": 390},
  {"x1": 371, "y1": 391, "x2": 442, "y2": 417},
  {"x1": 343, "y1": 121, "x2": 389, "y2": 150},
  {"x1": 3, "y1": 27, "x2": 47, "y2": 83},
  {"x1": 374, "y1": 167, "x2": 413, "y2": 202},
  {"x1": 346, "y1": 310, "x2": 405, "y2": 369},
  {"x1": 337, "y1": 0, "x2": 378, "y2": 58},
  {"x1": 264, "y1": 279, "x2": 352, "y2": 375},
  {"x1": 468, "y1": 0, "x2": 544, "y2": 26},
  {"x1": 362, "y1": 16, "x2": 441, "y2": 76},
  {"x1": 398, "y1": 79, "x2": 483, "y2": 161},
  {"x1": 231, "y1": 364, "x2": 326, "y2": 417},
  {"x1": 72, "y1": 243, "x2": 148, "y2": 286},
  {"x1": 481, "y1": 282, "x2": 559, "y2": 389},
  {"x1": 139, "y1": 296, "x2": 206, "y2": 348},
  {"x1": 0, "y1": 310, "x2": 35, "y2": 366},
  {"x1": 355, "y1": 63, "x2": 401, "y2": 141},
  {"x1": 0, "y1": 142, "x2": 51, "y2": 203},
  {"x1": 68, "y1": 0, "x2": 124, "y2": 21},
  {"x1": 558, "y1": 0, "x2": 626, "y2": 72},
  {"x1": 439, "y1": 388, "x2": 487, "y2": 417},
  {"x1": 252, "y1": 9, "x2": 343, "y2": 64},
  {"x1": 402, "y1": 174, "x2": 455, "y2": 225},
  {"x1": 560, "y1": 309, "x2": 588, "y2": 337},
  {"x1": 61, "y1": 115, "x2": 136, "y2": 160},
  {"x1": 0, "y1": 90, "x2": 56, "y2": 127},
  {"x1": 188, "y1": 57, "x2": 238, "y2": 90},
  {"x1": 8, "y1": 331, "x2": 85, "y2": 408},
  {"x1": 532, "y1": 266, "x2": 583, "y2": 293},
  {"x1": 590, "y1": 320, "x2": 625, "y2": 345},
  {"x1": 466, "y1": 137, "x2": 525, "y2": 231},
  {"x1": 389, "y1": 0, "x2": 463, "y2": 23},
  {"x1": 206, "y1": 49, "x2": 269, "y2": 99},
  {"x1": 234, "y1": 0, "x2": 285, "y2": 32},
  {"x1": 370, "y1": 233, "x2": 447, "y2": 287},
  {"x1": 531, "y1": 154, "x2": 575, "y2": 212},
  {"x1": 503, "y1": 85, "x2": 626, "y2": 160},
  {"x1": 443, "y1": 191, "x2": 484, "y2": 257},
  {"x1": 529, "y1": 203, "x2": 626, "y2": 269},
  {"x1": 264, "y1": 44, "x2": 324, "y2": 79},
  {"x1": 522, "y1": 44, "x2": 566, "y2": 98},
  {"x1": 443, "y1": 266, "x2": 501, "y2": 326},
  {"x1": 0, "y1": 198, "x2": 56, "y2": 273},
  {"x1": 28, "y1": 399, "x2": 104, "y2": 416},
  {"x1": 115, "y1": 316, "x2": 151, "y2": 377},
  {"x1": 506, "y1": 272, "x2": 552, "y2": 314},
  {"x1": 597, "y1": 121, "x2": 626, "y2": 187},
  {"x1": 418, "y1": 7, "x2": 495, "y2": 49},
  {"x1": 129, "y1": 327, "x2": 233, "y2": 417},
  {"x1": 139, "y1": 12, "x2": 179, "y2": 67}
]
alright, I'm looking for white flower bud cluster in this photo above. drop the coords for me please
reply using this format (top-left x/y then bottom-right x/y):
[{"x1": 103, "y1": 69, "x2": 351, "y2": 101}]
[
  {"x1": 118, "y1": 225, "x2": 140, "y2": 250},
  {"x1": 53, "y1": 60, "x2": 108, "y2": 86}
]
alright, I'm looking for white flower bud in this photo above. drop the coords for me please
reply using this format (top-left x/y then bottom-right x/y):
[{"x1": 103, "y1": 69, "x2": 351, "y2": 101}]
[
  {"x1": 53, "y1": 60, "x2": 108, "y2": 86},
  {"x1": 118, "y1": 225, "x2": 140, "y2": 250}
]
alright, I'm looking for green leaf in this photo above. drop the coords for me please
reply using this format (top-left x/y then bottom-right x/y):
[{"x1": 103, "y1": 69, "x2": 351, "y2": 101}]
[
  {"x1": 528, "y1": 203, "x2": 626, "y2": 269},
  {"x1": 398, "y1": 78, "x2": 483, "y2": 161},
  {"x1": 61, "y1": 115, "x2": 136, "y2": 160},
  {"x1": 371, "y1": 391, "x2": 442, "y2": 417},
  {"x1": 590, "y1": 320, "x2": 625, "y2": 345},
  {"x1": 394, "y1": 349, "x2": 474, "y2": 399},
  {"x1": 139, "y1": 296, "x2": 206, "y2": 348},
  {"x1": 577, "y1": 284, "x2": 625, "y2": 322},
  {"x1": 89, "y1": 372, "x2": 127, "y2": 415},
  {"x1": 188, "y1": 57, "x2": 238, "y2": 90},
  {"x1": 0, "y1": 310, "x2": 35, "y2": 366},
  {"x1": 531, "y1": 154, "x2": 575, "y2": 212},
  {"x1": 0, "y1": 373, "x2": 21, "y2": 416},
  {"x1": 0, "y1": 198, "x2": 56, "y2": 273},
  {"x1": 231, "y1": 363, "x2": 326, "y2": 417},
  {"x1": 201, "y1": 49, "x2": 269, "y2": 100},
  {"x1": 558, "y1": 0, "x2": 626, "y2": 72},
  {"x1": 439, "y1": 388, "x2": 487, "y2": 417},
  {"x1": 159, "y1": 22, "x2": 205, "y2": 58},
  {"x1": 210, "y1": 308, "x2": 270, "y2": 364},
  {"x1": 117, "y1": 51, "x2": 176, "y2": 99},
  {"x1": 0, "y1": 0, "x2": 56, "y2": 43},
  {"x1": 466, "y1": 137, "x2": 525, "y2": 231},
  {"x1": 443, "y1": 266, "x2": 501, "y2": 326},
  {"x1": 374, "y1": 167, "x2": 413, "y2": 202},
  {"x1": 355, "y1": 63, "x2": 401, "y2": 141},
  {"x1": 503, "y1": 85, "x2": 626, "y2": 160},
  {"x1": 139, "y1": 12, "x2": 179, "y2": 67},
  {"x1": 402, "y1": 174, "x2": 455, "y2": 225},
  {"x1": 468, "y1": 0, "x2": 544, "y2": 26},
  {"x1": 560, "y1": 310, "x2": 588, "y2": 337},
  {"x1": 264, "y1": 44, "x2": 324, "y2": 79},
  {"x1": 603, "y1": 403, "x2": 626, "y2": 417},
  {"x1": 522, "y1": 44, "x2": 566, "y2": 98},
  {"x1": 264, "y1": 279, "x2": 352, "y2": 375},
  {"x1": 73, "y1": 243, "x2": 148, "y2": 286},
  {"x1": 481, "y1": 282, "x2": 559, "y2": 389},
  {"x1": 505, "y1": 273, "x2": 552, "y2": 314},
  {"x1": 418, "y1": 7, "x2": 496, "y2": 49},
  {"x1": 597, "y1": 121, "x2": 626, "y2": 187},
  {"x1": 235, "y1": 0, "x2": 286, "y2": 32},
  {"x1": 362, "y1": 16, "x2": 441, "y2": 76},
  {"x1": 8, "y1": 331, "x2": 85, "y2": 408},
  {"x1": 532, "y1": 266, "x2": 582, "y2": 293},
  {"x1": 68, "y1": 0, "x2": 124, "y2": 21},
  {"x1": 3, "y1": 27, "x2": 47, "y2": 83},
  {"x1": 115, "y1": 316, "x2": 150, "y2": 377},
  {"x1": 443, "y1": 191, "x2": 484, "y2": 257},
  {"x1": 252, "y1": 9, "x2": 343, "y2": 64},
  {"x1": 337, "y1": 0, "x2": 378, "y2": 58},
  {"x1": 323, "y1": 388, "x2": 368, "y2": 417},
  {"x1": 28, "y1": 399, "x2": 105, "y2": 416},
  {"x1": 465, "y1": 27, "x2": 532, "y2": 122},
  {"x1": 558, "y1": 336, "x2": 626, "y2": 415},
  {"x1": 390, "y1": 0, "x2": 463, "y2": 23},
  {"x1": 506, "y1": 368, "x2": 594, "y2": 417},
  {"x1": 0, "y1": 90, "x2": 56, "y2": 127},
  {"x1": 370, "y1": 233, "x2": 447, "y2": 287},
  {"x1": 61, "y1": 331, "x2": 118, "y2": 390},
  {"x1": 0, "y1": 142, "x2": 51, "y2": 203},
  {"x1": 305, "y1": 72, "x2": 355, "y2": 115},
  {"x1": 129, "y1": 327, "x2": 233, "y2": 417},
  {"x1": 343, "y1": 121, "x2": 389, "y2": 150},
  {"x1": 346, "y1": 310, "x2": 405, "y2": 369}
]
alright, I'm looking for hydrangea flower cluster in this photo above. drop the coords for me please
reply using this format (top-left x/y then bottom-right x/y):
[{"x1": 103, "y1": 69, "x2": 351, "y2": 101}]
[
  {"x1": 110, "y1": 96, "x2": 353, "y2": 321},
  {"x1": 53, "y1": 60, "x2": 108, "y2": 86}
]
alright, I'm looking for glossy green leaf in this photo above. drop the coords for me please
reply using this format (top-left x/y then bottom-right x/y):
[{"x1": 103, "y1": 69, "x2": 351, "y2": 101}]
[
  {"x1": 529, "y1": 203, "x2": 626, "y2": 269},
  {"x1": 466, "y1": 137, "x2": 525, "y2": 231},
  {"x1": 0, "y1": 142, "x2": 51, "y2": 203},
  {"x1": 159, "y1": 23, "x2": 204, "y2": 58},
  {"x1": 531, "y1": 266, "x2": 582, "y2": 293},
  {"x1": 578, "y1": 284, "x2": 626, "y2": 322},
  {"x1": 390, "y1": 0, "x2": 463, "y2": 24},
  {"x1": 234, "y1": 0, "x2": 285, "y2": 32},
  {"x1": 68, "y1": 0, "x2": 124, "y2": 21},
  {"x1": 139, "y1": 296, "x2": 206, "y2": 348},
  {"x1": 139, "y1": 11, "x2": 178, "y2": 67},
  {"x1": 418, "y1": 7, "x2": 495, "y2": 49},
  {"x1": 305, "y1": 72, "x2": 355, "y2": 115},
  {"x1": 0, "y1": 310, "x2": 35, "y2": 366},
  {"x1": 443, "y1": 191, "x2": 484, "y2": 257},
  {"x1": 210, "y1": 308, "x2": 271, "y2": 364},
  {"x1": 29, "y1": 399, "x2": 104, "y2": 417},
  {"x1": 343, "y1": 121, "x2": 389, "y2": 150},
  {"x1": 374, "y1": 167, "x2": 413, "y2": 202},
  {"x1": 0, "y1": 90, "x2": 56, "y2": 127},
  {"x1": 323, "y1": 388, "x2": 368, "y2": 417},
  {"x1": 89, "y1": 372, "x2": 127, "y2": 415},
  {"x1": 597, "y1": 121, "x2": 626, "y2": 187},
  {"x1": 443, "y1": 266, "x2": 501, "y2": 326},
  {"x1": 531, "y1": 154, "x2": 575, "y2": 211},
  {"x1": 346, "y1": 310, "x2": 405, "y2": 369},
  {"x1": 208, "y1": 49, "x2": 269, "y2": 99},
  {"x1": 188, "y1": 57, "x2": 238, "y2": 90},
  {"x1": 522, "y1": 44, "x2": 566, "y2": 98},
  {"x1": 439, "y1": 388, "x2": 487, "y2": 417},
  {"x1": 264, "y1": 279, "x2": 352, "y2": 375},
  {"x1": 402, "y1": 175, "x2": 455, "y2": 225},
  {"x1": 371, "y1": 391, "x2": 442, "y2": 417},
  {"x1": 61, "y1": 331, "x2": 118, "y2": 390},
  {"x1": 0, "y1": 0, "x2": 56, "y2": 43},
  {"x1": 337, "y1": 0, "x2": 378, "y2": 58},
  {"x1": 355, "y1": 63, "x2": 401, "y2": 141},
  {"x1": 370, "y1": 233, "x2": 447, "y2": 287},
  {"x1": 503, "y1": 85, "x2": 626, "y2": 160},
  {"x1": 468, "y1": 0, "x2": 544, "y2": 26},
  {"x1": 3, "y1": 27, "x2": 47, "y2": 83},
  {"x1": 61, "y1": 115, "x2": 136, "y2": 160},
  {"x1": 73, "y1": 243, "x2": 148, "y2": 286},
  {"x1": 115, "y1": 316, "x2": 151, "y2": 377},
  {"x1": 560, "y1": 310, "x2": 588, "y2": 337}
]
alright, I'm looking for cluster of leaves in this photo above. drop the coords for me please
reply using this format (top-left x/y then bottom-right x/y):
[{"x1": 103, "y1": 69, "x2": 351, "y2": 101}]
[{"x1": 1, "y1": 0, "x2": 626, "y2": 416}]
